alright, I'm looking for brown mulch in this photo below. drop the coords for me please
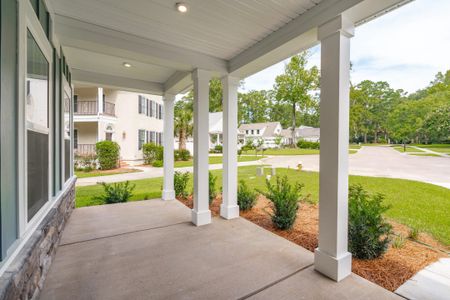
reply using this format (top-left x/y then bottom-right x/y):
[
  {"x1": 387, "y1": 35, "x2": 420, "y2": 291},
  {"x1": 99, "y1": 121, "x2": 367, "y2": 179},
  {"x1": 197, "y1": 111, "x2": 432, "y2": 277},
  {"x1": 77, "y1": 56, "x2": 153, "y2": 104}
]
[{"x1": 176, "y1": 195, "x2": 446, "y2": 292}]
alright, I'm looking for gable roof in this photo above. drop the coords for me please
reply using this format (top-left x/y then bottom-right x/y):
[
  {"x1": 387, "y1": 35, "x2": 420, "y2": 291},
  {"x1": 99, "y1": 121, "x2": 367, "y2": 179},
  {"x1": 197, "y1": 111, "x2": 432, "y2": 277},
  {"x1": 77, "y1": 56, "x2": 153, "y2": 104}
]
[
  {"x1": 239, "y1": 122, "x2": 281, "y2": 137},
  {"x1": 296, "y1": 126, "x2": 320, "y2": 138}
]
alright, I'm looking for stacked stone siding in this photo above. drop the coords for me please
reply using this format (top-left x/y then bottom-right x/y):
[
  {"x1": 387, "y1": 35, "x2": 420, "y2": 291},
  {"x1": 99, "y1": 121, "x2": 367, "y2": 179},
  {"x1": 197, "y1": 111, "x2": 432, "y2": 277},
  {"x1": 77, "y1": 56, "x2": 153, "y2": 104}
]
[{"x1": 0, "y1": 180, "x2": 76, "y2": 300}]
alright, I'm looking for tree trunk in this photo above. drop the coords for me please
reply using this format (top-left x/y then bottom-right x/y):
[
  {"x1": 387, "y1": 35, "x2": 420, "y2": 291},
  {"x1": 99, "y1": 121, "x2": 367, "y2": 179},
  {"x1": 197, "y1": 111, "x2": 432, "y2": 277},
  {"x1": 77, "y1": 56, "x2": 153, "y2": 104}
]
[
  {"x1": 179, "y1": 128, "x2": 186, "y2": 151},
  {"x1": 292, "y1": 103, "x2": 296, "y2": 147},
  {"x1": 374, "y1": 130, "x2": 378, "y2": 144},
  {"x1": 364, "y1": 133, "x2": 367, "y2": 144}
]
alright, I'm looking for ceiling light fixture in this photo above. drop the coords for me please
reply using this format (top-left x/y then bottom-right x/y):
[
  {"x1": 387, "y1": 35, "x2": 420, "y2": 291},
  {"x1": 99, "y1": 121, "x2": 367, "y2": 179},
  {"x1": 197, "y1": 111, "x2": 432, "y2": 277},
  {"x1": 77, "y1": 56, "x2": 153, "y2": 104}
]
[
  {"x1": 175, "y1": 2, "x2": 188, "y2": 13},
  {"x1": 123, "y1": 62, "x2": 132, "y2": 68}
]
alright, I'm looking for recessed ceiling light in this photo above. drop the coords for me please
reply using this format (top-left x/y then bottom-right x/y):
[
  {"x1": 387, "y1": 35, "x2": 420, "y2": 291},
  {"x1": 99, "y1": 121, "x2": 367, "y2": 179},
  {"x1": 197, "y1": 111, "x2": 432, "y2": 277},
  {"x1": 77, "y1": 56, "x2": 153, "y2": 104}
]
[
  {"x1": 123, "y1": 62, "x2": 132, "y2": 68},
  {"x1": 176, "y1": 2, "x2": 188, "y2": 13}
]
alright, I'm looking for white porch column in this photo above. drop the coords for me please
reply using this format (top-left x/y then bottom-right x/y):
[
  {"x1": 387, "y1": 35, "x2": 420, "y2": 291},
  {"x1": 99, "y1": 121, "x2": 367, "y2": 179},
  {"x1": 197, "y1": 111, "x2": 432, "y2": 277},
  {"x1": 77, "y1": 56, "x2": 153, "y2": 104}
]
[
  {"x1": 97, "y1": 87, "x2": 104, "y2": 115},
  {"x1": 162, "y1": 93, "x2": 175, "y2": 201},
  {"x1": 220, "y1": 75, "x2": 240, "y2": 219},
  {"x1": 314, "y1": 15, "x2": 354, "y2": 282},
  {"x1": 192, "y1": 69, "x2": 212, "y2": 226}
]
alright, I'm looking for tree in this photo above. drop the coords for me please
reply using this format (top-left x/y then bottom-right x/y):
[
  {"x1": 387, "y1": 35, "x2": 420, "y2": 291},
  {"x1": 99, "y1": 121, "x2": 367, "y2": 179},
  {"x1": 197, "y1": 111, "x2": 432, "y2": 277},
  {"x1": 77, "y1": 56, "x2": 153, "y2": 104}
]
[
  {"x1": 174, "y1": 95, "x2": 193, "y2": 151},
  {"x1": 209, "y1": 78, "x2": 223, "y2": 112},
  {"x1": 238, "y1": 90, "x2": 270, "y2": 124},
  {"x1": 421, "y1": 106, "x2": 450, "y2": 143},
  {"x1": 273, "y1": 52, "x2": 319, "y2": 146}
]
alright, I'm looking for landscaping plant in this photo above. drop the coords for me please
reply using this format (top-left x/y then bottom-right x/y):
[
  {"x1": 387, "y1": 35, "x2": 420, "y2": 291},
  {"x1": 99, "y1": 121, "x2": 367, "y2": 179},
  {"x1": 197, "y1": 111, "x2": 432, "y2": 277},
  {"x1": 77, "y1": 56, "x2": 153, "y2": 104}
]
[
  {"x1": 143, "y1": 143, "x2": 163, "y2": 165},
  {"x1": 174, "y1": 171, "x2": 190, "y2": 198},
  {"x1": 209, "y1": 171, "x2": 217, "y2": 204},
  {"x1": 348, "y1": 184, "x2": 392, "y2": 259},
  {"x1": 237, "y1": 180, "x2": 257, "y2": 211},
  {"x1": 96, "y1": 181, "x2": 135, "y2": 204},
  {"x1": 152, "y1": 160, "x2": 163, "y2": 167},
  {"x1": 297, "y1": 139, "x2": 320, "y2": 150},
  {"x1": 408, "y1": 227, "x2": 420, "y2": 241},
  {"x1": 260, "y1": 176, "x2": 303, "y2": 230},
  {"x1": 392, "y1": 235, "x2": 406, "y2": 249},
  {"x1": 95, "y1": 141, "x2": 120, "y2": 170}
]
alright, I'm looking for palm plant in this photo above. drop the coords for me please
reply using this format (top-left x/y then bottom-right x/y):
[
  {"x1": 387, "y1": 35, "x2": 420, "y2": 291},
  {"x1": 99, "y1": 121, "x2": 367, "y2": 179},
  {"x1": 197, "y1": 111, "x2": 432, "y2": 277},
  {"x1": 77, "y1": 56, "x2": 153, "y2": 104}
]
[{"x1": 174, "y1": 96, "x2": 193, "y2": 151}]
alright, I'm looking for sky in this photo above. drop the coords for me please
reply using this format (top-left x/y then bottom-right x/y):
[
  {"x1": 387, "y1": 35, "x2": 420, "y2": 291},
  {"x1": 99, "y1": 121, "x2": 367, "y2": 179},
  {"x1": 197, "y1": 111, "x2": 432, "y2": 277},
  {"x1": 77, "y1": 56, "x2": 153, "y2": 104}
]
[{"x1": 241, "y1": 0, "x2": 450, "y2": 94}]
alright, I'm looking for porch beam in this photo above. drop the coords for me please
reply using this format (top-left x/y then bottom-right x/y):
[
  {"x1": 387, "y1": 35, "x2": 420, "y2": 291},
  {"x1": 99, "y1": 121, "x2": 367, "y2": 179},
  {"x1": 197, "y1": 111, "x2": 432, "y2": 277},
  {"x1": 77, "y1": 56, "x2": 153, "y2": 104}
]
[
  {"x1": 314, "y1": 15, "x2": 354, "y2": 282},
  {"x1": 162, "y1": 93, "x2": 176, "y2": 201},
  {"x1": 164, "y1": 71, "x2": 192, "y2": 95},
  {"x1": 220, "y1": 75, "x2": 240, "y2": 220},
  {"x1": 192, "y1": 69, "x2": 212, "y2": 226}
]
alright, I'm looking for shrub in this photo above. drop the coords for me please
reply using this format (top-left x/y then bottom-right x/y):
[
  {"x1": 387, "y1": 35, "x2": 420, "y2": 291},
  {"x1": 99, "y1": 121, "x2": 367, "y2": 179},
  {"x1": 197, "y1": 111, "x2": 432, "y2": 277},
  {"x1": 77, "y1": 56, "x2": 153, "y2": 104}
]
[
  {"x1": 348, "y1": 184, "x2": 392, "y2": 259},
  {"x1": 143, "y1": 143, "x2": 163, "y2": 165},
  {"x1": 297, "y1": 139, "x2": 320, "y2": 150},
  {"x1": 95, "y1": 141, "x2": 120, "y2": 170},
  {"x1": 214, "y1": 145, "x2": 223, "y2": 153},
  {"x1": 392, "y1": 235, "x2": 406, "y2": 249},
  {"x1": 152, "y1": 160, "x2": 163, "y2": 167},
  {"x1": 74, "y1": 154, "x2": 97, "y2": 172},
  {"x1": 260, "y1": 176, "x2": 303, "y2": 230},
  {"x1": 174, "y1": 171, "x2": 190, "y2": 198},
  {"x1": 95, "y1": 181, "x2": 135, "y2": 204},
  {"x1": 237, "y1": 180, "x2": 257, "y2": 211},
  {"x1": 408, "y1": 227, "x2": 420, "y2": 241},
  {"x1": 209, "y1": 171, "x2": 217, "y2": 204},
  {"x1": 174, "y1": 149, "x2": 191, "y2": 161}
]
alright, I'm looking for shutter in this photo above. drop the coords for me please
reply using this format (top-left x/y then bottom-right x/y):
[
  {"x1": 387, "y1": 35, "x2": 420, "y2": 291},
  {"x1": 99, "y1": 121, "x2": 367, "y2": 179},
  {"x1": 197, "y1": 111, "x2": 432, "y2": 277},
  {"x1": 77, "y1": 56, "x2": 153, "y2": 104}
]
[{"x1": 138, "y1": 96, "x2": 142, "y2": 114}]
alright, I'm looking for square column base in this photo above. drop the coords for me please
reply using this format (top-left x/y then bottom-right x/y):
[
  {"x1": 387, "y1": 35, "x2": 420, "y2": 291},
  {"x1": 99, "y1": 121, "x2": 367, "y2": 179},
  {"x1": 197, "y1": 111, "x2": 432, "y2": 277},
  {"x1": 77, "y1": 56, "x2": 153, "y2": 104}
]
[
  {"x1": 162, "y1": 190, "x2": 175, "y2": 201},
  {"x1": 220, "y1": 204, "x2": 239, "y2": 220},
  {"x1": 314, "y1": 248, "x2": 352, "y2": 282},
  {"x1": 191, "y1": 209, "x2": 211, "y2": 226}
]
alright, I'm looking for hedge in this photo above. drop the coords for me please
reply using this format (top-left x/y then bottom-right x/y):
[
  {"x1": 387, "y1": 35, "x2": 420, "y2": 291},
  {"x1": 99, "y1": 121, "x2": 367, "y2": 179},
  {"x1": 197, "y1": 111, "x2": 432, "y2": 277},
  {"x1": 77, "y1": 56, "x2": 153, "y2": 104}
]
[{"x1": 96, "y1": 141, "x2": 120, "y2": 170}]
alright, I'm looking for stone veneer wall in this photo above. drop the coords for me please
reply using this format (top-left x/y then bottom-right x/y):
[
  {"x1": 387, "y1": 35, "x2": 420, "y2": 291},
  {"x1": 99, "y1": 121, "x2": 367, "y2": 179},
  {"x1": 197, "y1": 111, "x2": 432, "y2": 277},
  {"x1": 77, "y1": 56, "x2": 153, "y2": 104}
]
[{"x1": 0, "y1": 179, "x2": 76, "y2": 300}]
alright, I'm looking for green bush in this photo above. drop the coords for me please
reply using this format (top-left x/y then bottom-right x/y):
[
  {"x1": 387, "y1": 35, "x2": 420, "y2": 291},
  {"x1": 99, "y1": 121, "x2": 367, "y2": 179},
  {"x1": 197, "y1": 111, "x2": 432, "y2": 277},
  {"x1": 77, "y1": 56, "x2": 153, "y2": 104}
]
[
  {"x1": 174, "y1": 171, "x2": 190, "y2": 198},
  {"x1": 95, "y1": 181, "x2": 135, "y2": 204},
  {"x1": 143, "y1": 143, "x2": 163, "y2": 165},
  {"x1": 214, "y1": 145, "x2": 223, "y2": 153},
  {"x1": 261, "y1": 176, "x2": 303, "y2": 230},
  {"x1": 237, "y1": 180, "x2": 257, "y2": 211},
  {"x1": 74, "y1": 154, "x2": 97, "y2": 172},
  {"x1": 297, "y1": 139, "x2": 320, "y2": 149},
  {"x1": 209, "y1": 171, "x2": 217, "y2": 204},
  {"x1": 175, "y1": 149, "x2": 191, "y2": 161},
  {"x1": 152, "y1": 160, "x2": 163, "y2": 167},
  {"x1": 348, "y1": 184, "x2": 392, "y2": 259},
  {"x1": 95, "y1": 141, "x2": 120, "y2": 170}
]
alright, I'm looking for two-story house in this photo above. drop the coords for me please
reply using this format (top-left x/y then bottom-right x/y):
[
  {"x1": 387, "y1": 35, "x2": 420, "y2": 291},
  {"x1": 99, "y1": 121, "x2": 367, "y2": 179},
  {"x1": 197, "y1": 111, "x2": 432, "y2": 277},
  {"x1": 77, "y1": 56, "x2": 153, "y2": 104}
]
[
  {"x1": 239, "y1": 122, "x2": 283, "y2": 149},
  {"x1": 74, "y1": 87, "x2": 163, "y2": 163}
]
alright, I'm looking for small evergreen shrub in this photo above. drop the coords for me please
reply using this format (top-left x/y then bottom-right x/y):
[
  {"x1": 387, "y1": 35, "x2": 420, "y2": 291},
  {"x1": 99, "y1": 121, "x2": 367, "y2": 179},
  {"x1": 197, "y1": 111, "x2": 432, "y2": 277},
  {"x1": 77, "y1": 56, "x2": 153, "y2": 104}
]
[
  {"x1": 209, "y1": 171, "x2": 217, "y2": 204},
  {"x1": 214, "y1": 145, "x2": 223, "y2": 153},
  {"x1": 174, "y1": 149, "x2": 191, "y2": 161},
  {"x1": 152, "y1": 160, "x2": 163, "y2": 167},
  {"x1": 348, "y1": 184, "x2": 392, "y2": 259},
  {"x1": 392, "y1": 235, "x2": 406, "y2": 249},
  {"x1": 174, "y1": 171, "x2": 190, "y2": 198},
  {"x1": 237, "y1": 180, "x2": 257, "y2": 211},
  {"x1": 95, "y1": 141, "x2": 120, "y2": 170},
  {"x1": 297, "y1": 139, "x2": 320, "y2": 149},
  {"x1": 408, "y1": 227, "x2": 420, "y2": 241},
  {"x1": 143, "y1": 143, "x2": 163, "y2": 165},
  {"x1": 96, "y1": 181, "x2": 135, "y2": 204},
  {"x1": 261, "y1": 176, "x2": 303, "y2": 230}
]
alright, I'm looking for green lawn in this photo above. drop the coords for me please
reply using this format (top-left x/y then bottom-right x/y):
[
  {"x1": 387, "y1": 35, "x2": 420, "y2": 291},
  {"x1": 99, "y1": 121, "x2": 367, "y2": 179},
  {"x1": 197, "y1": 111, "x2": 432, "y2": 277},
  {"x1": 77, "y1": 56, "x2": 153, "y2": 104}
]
[
  {"x1": 410, "y1": 153, "x2": 442, "y2": 157},
  {"x1": 173, "y1": 155, "x2": 262, "y2": 168},
  {"x1": 259, "y1": 148, "x2": 320, "y2": 155},
  {"x1": 75, "y1": 168, "x2": 141, "y2": 178},
  {"x1": 414, "y1": 144, "x2": 450, "y2": 154},
  {"x1": 392, "y1": 146, "x2": 424, "y2": 153},
  {"x1": 76, "y1": 166, "x2": 450, "y2": 245}
]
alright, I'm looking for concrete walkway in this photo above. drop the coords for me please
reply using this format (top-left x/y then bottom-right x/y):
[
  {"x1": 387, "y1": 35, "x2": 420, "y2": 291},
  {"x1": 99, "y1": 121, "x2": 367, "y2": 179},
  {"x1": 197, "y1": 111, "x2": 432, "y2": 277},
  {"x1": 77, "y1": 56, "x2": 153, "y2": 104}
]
[
  {"x1": 396, "y1": 258, "x2": 450, "y2": 300},
  {"x1": 40, "y1": 200, "x2": 400, "y2": 300},
  {"x1": 262, "y1": 146, "x2": 450, "y2": 189}
]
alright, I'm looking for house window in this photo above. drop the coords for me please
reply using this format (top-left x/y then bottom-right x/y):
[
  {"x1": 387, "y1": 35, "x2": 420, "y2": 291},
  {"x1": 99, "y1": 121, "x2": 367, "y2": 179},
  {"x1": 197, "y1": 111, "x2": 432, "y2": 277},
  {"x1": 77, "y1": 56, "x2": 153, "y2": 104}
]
[
  {"x1": 105, "y1": 132, "x2": 112, "y2": 141},
  {"x1": 26, "y1": 29, "x2": 49, "y2": 221},
  {"x1": 256, "y1": 130, "x2": 260, "y2": 135},
  {"x1": 251, "y1": 130, "x2": 254, "y2": 134},
  {"x1": 138, "y1": 129, "x2": 145, "y2": 150}
]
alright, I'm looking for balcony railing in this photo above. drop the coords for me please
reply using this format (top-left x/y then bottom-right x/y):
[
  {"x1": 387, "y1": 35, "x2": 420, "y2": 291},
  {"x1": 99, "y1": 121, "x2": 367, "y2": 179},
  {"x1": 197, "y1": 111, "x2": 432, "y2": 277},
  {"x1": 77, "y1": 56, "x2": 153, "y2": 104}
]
[
  {"x1": 74, "y1": 101, "x2": 115, "y2": 116},
  {"x1": 74, "y1": 144, "x2": 96, "y2": 156}
]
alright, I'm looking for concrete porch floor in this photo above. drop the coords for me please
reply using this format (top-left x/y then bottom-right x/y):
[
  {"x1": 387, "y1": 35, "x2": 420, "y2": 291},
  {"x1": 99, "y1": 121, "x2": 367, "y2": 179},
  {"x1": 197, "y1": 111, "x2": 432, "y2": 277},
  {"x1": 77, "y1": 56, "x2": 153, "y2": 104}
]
[{"x1": 40, "y1": 200, "x2": 401, "y2": 300}]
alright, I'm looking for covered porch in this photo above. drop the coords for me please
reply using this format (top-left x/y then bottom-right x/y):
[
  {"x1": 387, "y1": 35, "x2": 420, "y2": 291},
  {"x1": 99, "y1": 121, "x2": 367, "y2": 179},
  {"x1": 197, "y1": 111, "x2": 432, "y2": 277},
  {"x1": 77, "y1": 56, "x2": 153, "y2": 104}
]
[{"x1": 40, "y1": 200, "x2": 399, "y2": 299}]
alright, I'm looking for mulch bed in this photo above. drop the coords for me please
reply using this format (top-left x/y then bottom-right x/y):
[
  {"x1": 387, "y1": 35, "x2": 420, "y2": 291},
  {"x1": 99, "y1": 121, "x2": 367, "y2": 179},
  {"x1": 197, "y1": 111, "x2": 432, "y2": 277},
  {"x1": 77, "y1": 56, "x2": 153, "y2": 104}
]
[{"x1": 177, "y1": 194, "x2": 447, "y2": 292}]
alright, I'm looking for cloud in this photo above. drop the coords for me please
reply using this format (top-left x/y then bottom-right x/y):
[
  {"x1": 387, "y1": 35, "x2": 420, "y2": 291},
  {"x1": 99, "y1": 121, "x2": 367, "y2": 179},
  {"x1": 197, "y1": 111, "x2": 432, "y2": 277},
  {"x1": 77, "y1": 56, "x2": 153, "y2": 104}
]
[{"x1": 242, "y1": 0, "x2": 450, "y2": 94}]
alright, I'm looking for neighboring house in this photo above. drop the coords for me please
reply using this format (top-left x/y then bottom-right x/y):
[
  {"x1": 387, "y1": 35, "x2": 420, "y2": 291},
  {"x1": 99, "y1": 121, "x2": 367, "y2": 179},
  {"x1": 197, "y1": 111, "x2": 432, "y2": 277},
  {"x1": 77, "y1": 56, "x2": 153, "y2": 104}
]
[
  {"x1": 281, "y1": 125, "x2": 320, "y2": 145},
  {"x1": 74, "y1": 87, "x2": 163, "y2": 162},
  {"x1": 239, "y1": 122, "x2": 283, "y2": 148}
]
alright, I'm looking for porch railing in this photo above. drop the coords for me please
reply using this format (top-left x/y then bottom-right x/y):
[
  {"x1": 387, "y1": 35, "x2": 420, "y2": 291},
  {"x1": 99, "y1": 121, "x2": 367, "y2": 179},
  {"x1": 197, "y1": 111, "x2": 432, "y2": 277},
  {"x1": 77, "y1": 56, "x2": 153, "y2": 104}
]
[
  {"x1": 74, "y1": 144, "x2": 96, "y2": 156},
  {"x1": 74, "y1": 101, "x2": 115, "y2": 116}
]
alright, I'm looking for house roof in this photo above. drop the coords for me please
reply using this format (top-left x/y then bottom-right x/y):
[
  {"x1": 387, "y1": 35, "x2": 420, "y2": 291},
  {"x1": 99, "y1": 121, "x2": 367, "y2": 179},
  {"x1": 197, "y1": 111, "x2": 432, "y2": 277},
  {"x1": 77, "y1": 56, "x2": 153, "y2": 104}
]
[
  {"x1": 296, "y1": 126, "x2": 320, "y2": 138},
  {"x1": 239, "y1": 122, "x2": 281, "y2": 137}
]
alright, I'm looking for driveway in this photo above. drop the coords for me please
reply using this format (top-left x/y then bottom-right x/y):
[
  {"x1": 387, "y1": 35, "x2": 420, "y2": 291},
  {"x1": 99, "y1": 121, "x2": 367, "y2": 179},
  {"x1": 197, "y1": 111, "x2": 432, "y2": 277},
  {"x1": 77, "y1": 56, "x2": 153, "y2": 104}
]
[{"x1": 262, "y1": 146, "x2": 450, "y2": 189}]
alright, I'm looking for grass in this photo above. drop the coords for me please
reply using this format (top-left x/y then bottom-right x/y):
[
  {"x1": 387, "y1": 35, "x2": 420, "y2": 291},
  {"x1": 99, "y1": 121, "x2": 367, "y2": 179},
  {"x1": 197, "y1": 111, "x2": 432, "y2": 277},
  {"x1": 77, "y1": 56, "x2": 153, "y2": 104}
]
[
  {"x1": 76, "y1": 166, "x2": 450, "y2": 245},
  {"x1": 414, "y1": 144, "x2": 450, "y2": 154},
  {"x1": 75, "y1": 168, "x2": 141, "y2": 178},
  {"x1": 410, "y1": 153, "x2": 441, "y2": 157},
  {"x1": 246, "y1": 148, "x2": 320, "y2": 156},
  {"x1": 173, "y1": 155, "x2": 262, "y2": 168},
  {"x1": 392, "y1": 146, "x2": 424, "y2": 153}
]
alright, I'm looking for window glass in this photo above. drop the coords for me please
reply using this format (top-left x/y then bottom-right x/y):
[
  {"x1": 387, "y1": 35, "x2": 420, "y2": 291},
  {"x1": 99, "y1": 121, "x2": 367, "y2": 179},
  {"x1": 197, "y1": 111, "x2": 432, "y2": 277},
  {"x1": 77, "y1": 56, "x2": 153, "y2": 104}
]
[{"x1": 26, "y1": 30, "x2": 49, "y2": 221}]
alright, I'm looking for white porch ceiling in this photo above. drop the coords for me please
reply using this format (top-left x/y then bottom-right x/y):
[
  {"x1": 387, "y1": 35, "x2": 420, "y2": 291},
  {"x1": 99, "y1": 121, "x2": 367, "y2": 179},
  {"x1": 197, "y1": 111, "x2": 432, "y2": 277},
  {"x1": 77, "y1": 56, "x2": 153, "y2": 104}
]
[{"x1": 47, "y1": 0, "x2": 411, "y2": 95}]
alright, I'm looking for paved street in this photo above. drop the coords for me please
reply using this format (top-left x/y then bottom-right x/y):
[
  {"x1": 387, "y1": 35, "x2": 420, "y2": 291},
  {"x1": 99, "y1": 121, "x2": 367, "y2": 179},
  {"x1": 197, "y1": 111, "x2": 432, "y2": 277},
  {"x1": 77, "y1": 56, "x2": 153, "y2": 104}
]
[{"x1": 77, "y1": 146, "x2": 450, "y2": 189}]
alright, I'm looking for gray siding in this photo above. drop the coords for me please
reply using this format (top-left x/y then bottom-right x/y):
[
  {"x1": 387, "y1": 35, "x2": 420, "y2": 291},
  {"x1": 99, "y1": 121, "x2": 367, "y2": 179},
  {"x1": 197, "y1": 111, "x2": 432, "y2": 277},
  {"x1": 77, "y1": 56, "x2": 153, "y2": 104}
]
[{"x1": 0, "y1": 0, "x2": 19, "y2": 259}]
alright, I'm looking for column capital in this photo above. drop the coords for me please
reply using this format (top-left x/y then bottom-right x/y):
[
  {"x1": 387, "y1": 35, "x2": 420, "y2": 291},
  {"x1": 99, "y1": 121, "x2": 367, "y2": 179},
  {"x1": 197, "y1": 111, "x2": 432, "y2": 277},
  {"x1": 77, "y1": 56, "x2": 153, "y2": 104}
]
[
  {"x1": 221, "y1": 75, "x2": 241, "y2": 87},
  {"x1": 192, "y1": 69, "x2": 212, "y2": 82},
  {"x1": 318, "y1": 15, "x2": 354, "y2": 40}
]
